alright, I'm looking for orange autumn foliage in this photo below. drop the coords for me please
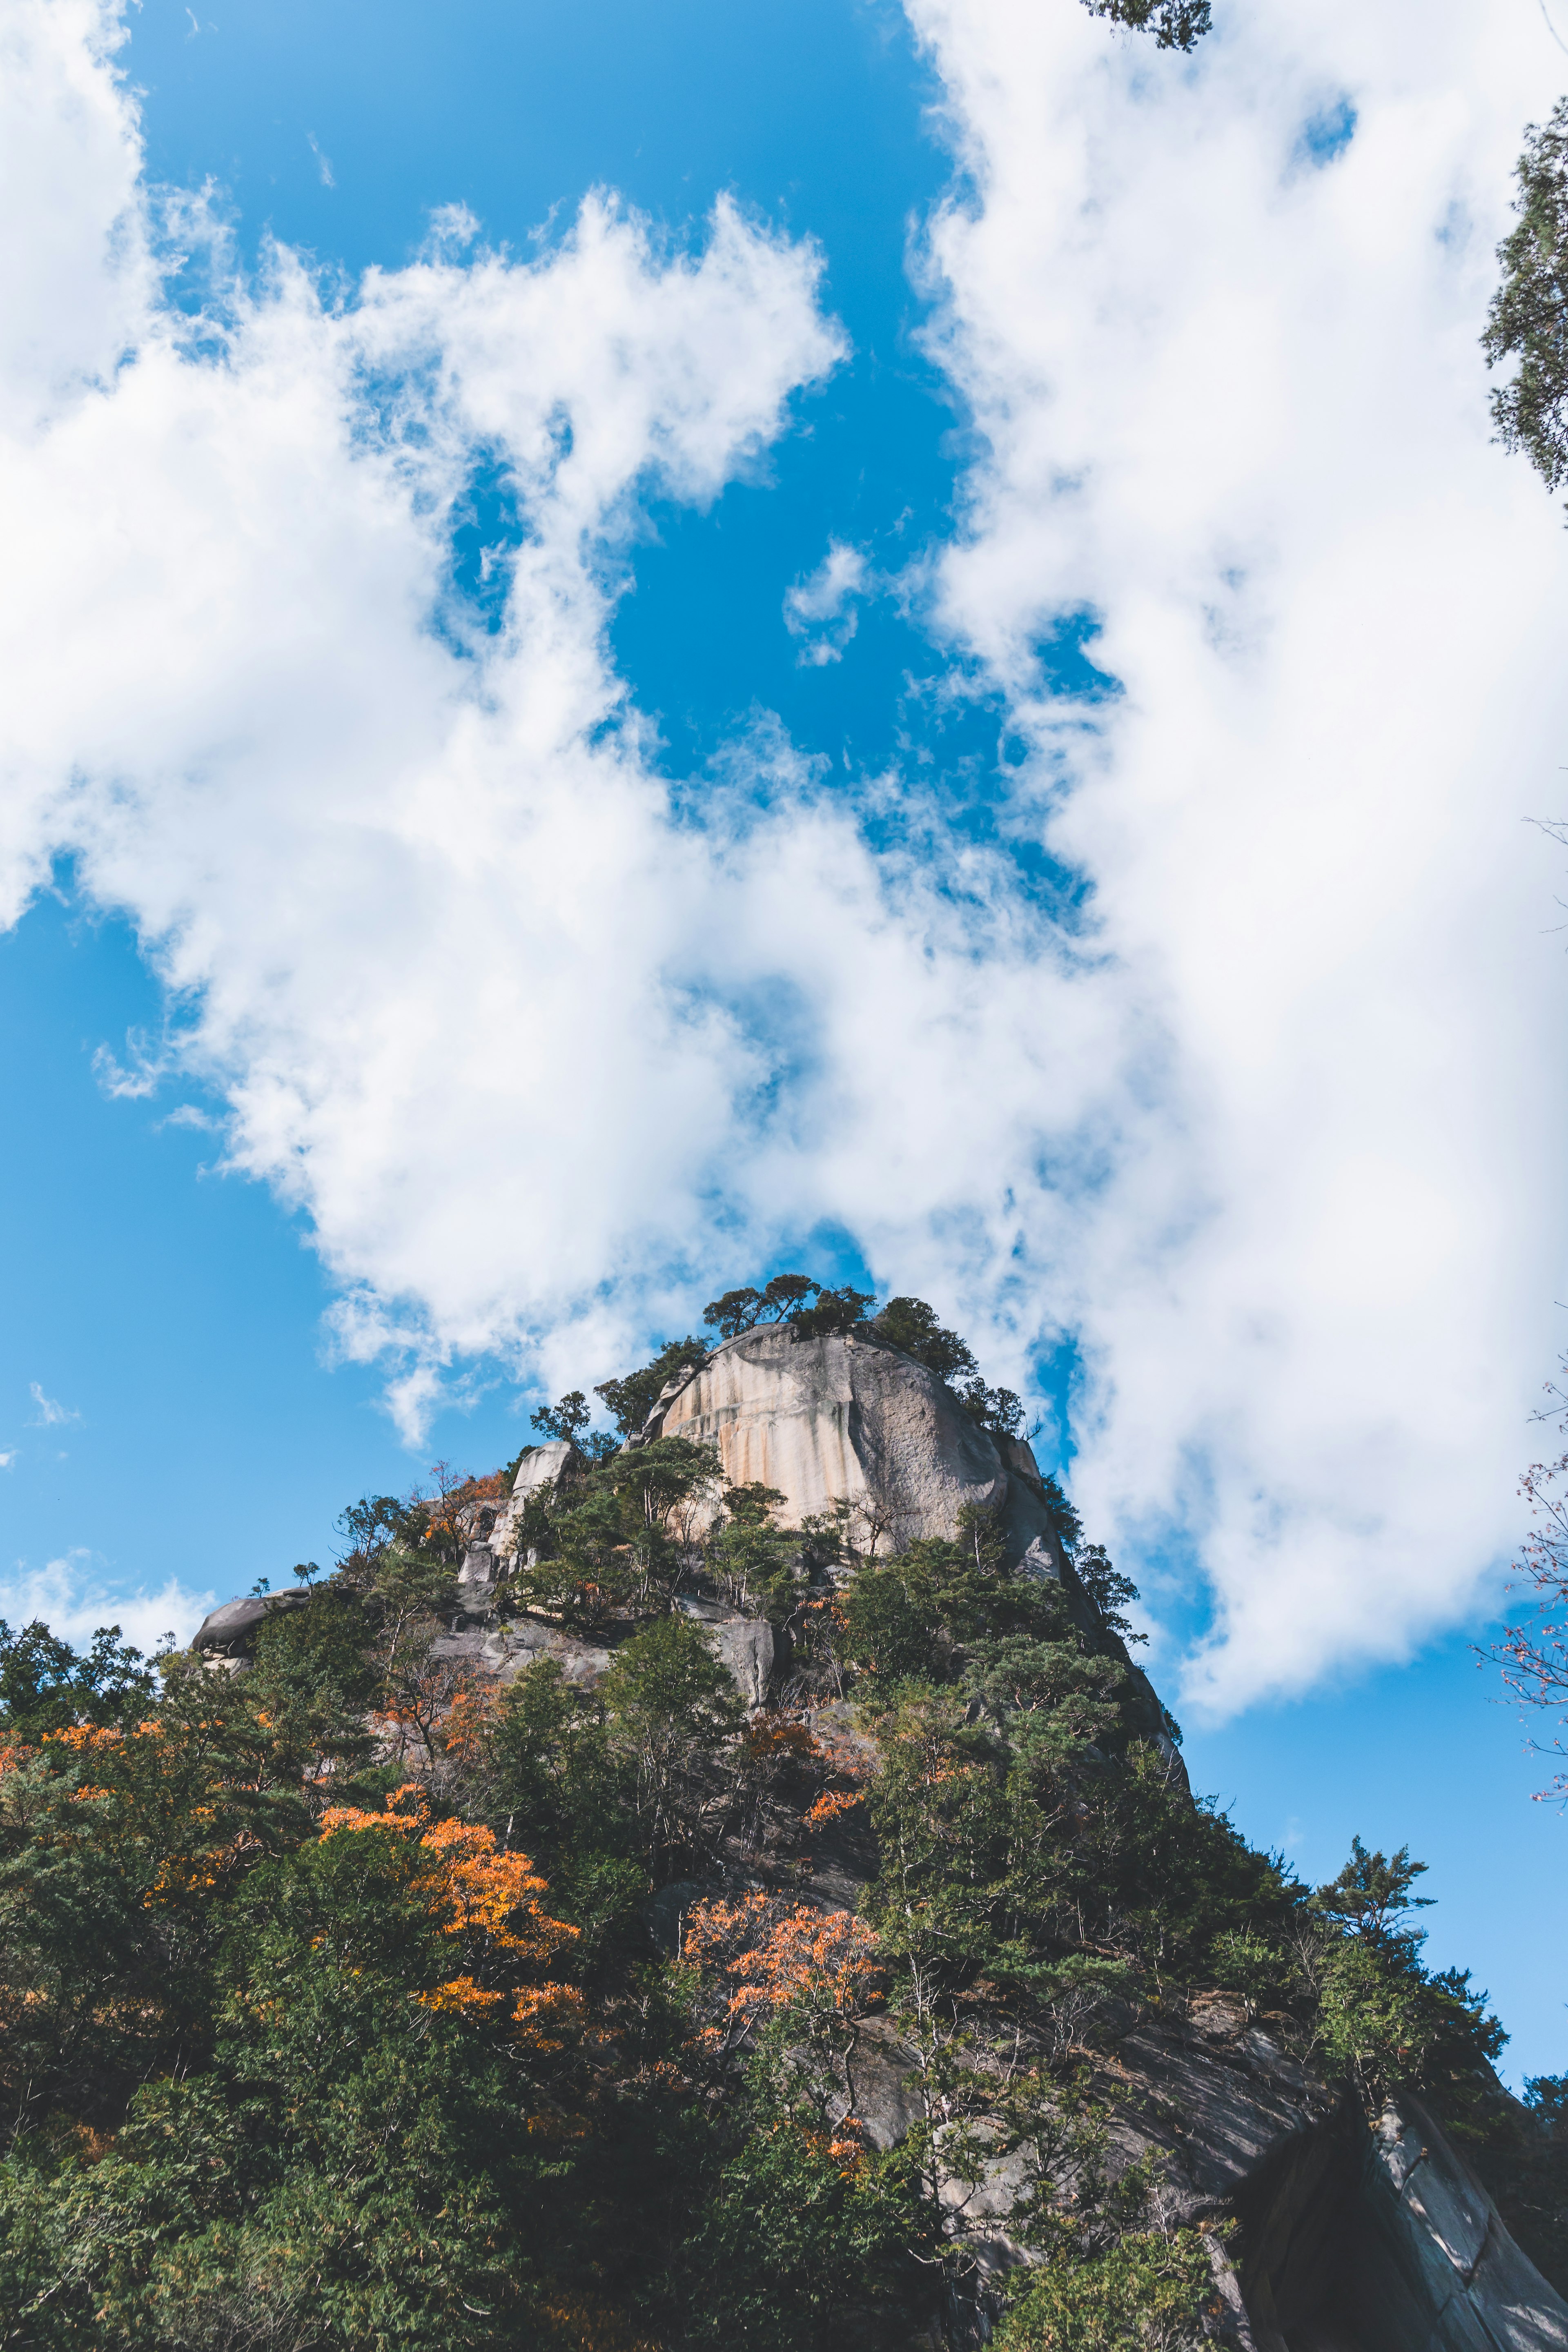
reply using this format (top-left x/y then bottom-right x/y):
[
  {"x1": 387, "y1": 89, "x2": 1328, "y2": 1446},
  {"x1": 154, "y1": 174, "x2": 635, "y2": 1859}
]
[
  {"x1": 318, "y1": 1783, "x2": 584, "y2": 2035},
  {"x1": 442, "y1": 1684, "x2": 500, "y2": 1764},
  {"x1": 743, "y1": 1712, "x2": 820, "y2": 1766},
  {"x1": 421, "y1": 1468, "x2": 510, "y2": 1557},
  {"x1": 803, "y1": 1785, "x2": 864, "y2": 1831},
  {"x1": 683, "y1": 1894, "x2": 880, "y2": 2022}
]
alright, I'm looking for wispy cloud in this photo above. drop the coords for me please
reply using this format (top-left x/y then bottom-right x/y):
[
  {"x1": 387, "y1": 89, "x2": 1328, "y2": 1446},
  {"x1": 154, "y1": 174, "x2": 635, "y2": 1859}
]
[
  {"x1": 0, "y1": 1551, "x2": 211, "y2": 1653},
  {"x1": 92, "y1": 1031, "x2": 173, "y2": 1100},
  {"x1": 0, "y1": 1452, "x2": 16, "y2": 1472},
  {"x1": 306, "y1": 132, "x2": 334, "y2": 189},
  {"x1": 903, "y1": 0, "x2": 1568, "y2": 1711},
  {"x1": 27, "y1": 1384, "x2": 78, "y2": 1428},
  {"x1": 424, "y1": 202, "x2": 480, "y2": 258},
  {"x1": 783, "y1": 539, "x2": 868, "y2": 665}
]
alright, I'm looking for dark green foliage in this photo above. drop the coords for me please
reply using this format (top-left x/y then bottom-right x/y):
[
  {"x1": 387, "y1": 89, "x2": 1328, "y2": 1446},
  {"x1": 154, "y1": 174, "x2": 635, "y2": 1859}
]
[
  {"x1": 1485, "y1": 98, "x2": 1568, "y2": 495},
  {"x1": 786, "y1": 1282, "x2": 877, "y2": 1339},
  {"x1": 702, "y1": 1273, "x2": 820, "y2": 1336},
  {"x1": 1072, "y1": 1543, "x2": 1146, "y2": 1647},
  {"x1": 526, "y1": 1436, "x2": 723, "y2": 1623},
  {"x1": 0, "y1": 1829, "x2": 555, "y2": 2348},
  {"x1": 485, "y1": 1655, "x2": 603, "y2": 1846},
  {"x1": 838, "y1": 1512, "x2": 1077, "y2": 1698},
  {"x1": 599, "y1": 1614, "x2": 745, "y2": 1874},
  {"x1": 335, "y1": 1490, "x2": 424, "y2": 1573},
  {"x1": 247, "y1": 1584, "x2": 377, "y2": 1769},
  {"x1": 531, "y1": 1388, "x2": 593, "y2": 1444},
  {"x1": 0, "y1": 1661, "x2": 315, "y2": 2141},
  {"x1": 1483, "y1": 2076, "x2": 1568, "y2": 2290},
  {"x1": 957, "y1": 1379, "x2": 1025, "y2": 1438},
  {"x1": 1313, "y1": 1835, "x2": 1434, "y2": 1950},
  {"x1": 1038, "y1": 1474, "x2": 1083, "y2": 1556},
  {"x1": 841, "y1": 1562, "x2": 944, "y2": 1684},
  {"x1": 1528, "y1": 2073, "x2": 1568, "y2": 2129},
  {"x1": 594, "y1": 1336, "x2": 711, "y2": 1436},
  {"x1": 862, "y1": 1292, "x2": 1023, "y2": 1434},
  {"x1": 1311, "y1": 1943, "x2": 1506, "y2": 2117},
  {"x1": 706, "y1": 1482, "x2": 799, "y2": 1619},
  {"x1": 1080, "y1": 0, "x2": 1212, "y2": 50},
  {"x1": 995, "y1": 2227, "x2": 1215, "y2": 2350},
  {"x1": 0, "y1": 1619, "x2": 157, "y2": 1743},
  {"x1": 667, "y1": 2025, "x2": 930, "y2": 2351},
  {"x1": 873, "y1": 1297, "x2": 979, "y2": 1381},
  {"x1": 1306, "y1": 1840, "x2": 1503, "y2": 2116}
]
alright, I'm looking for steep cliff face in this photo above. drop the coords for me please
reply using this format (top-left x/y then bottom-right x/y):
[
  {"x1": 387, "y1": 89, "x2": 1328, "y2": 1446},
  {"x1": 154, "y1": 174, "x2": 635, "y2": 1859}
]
[
  {"x1": 632, "y1": 1323, "x2": 1064, "y2": 1575},
  {"x1": 184, "y1": 1330, "x2": 1567, "y2": 2352}
]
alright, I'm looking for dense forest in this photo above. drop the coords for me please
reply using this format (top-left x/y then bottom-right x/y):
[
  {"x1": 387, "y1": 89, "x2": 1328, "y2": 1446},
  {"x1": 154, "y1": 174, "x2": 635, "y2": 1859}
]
[{"x1": 0, "y1": 1287, "x2": 1562, "y2": 2350}]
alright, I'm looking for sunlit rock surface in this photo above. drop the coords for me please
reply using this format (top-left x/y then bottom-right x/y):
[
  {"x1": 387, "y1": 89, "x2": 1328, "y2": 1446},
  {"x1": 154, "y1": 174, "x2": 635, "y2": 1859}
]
[{"x1": 637, "y1": 1324, "x2": 1061, "y2": 1564}]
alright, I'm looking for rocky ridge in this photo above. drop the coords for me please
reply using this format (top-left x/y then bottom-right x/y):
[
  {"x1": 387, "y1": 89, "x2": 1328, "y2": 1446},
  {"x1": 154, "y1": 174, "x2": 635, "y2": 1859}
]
[{"x1": 191, "y1": 1326, "x2": 1567, "y2": 2352}]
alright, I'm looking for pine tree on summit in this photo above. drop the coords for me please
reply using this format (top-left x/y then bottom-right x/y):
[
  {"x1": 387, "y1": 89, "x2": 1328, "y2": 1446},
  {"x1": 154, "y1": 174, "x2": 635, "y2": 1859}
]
[{"x1": 702, "y1": 1273, "x2": 819, "y2": 1335}]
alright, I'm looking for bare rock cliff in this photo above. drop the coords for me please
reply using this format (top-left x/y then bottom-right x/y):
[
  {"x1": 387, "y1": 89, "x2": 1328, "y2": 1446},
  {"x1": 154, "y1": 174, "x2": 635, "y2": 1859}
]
[{"x1": 632, "y1": 1323, "x2": 1064, "y2": 1575}]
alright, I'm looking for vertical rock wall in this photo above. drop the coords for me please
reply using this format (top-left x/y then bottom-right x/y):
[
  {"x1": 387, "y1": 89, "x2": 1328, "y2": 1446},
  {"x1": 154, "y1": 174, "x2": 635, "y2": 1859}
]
[{"x1": 639, "y1": 1324, "x2": 1062, "y2": 1564}]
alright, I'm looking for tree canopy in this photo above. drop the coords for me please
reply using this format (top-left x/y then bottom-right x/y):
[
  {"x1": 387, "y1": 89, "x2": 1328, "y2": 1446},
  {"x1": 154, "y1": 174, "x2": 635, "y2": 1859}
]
[
  {"x1": 2, "y1": 1325, "x2": 1561, "y2": 2338},
  {"x1": 1485, "y1": 97, "x2": 1568, "y2": 497}
]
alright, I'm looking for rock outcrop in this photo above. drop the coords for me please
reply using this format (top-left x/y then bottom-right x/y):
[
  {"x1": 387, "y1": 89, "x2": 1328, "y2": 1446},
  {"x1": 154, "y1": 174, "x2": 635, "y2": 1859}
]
[
  {"x1": 192, "y1": 1586, "x2": 314, "y2": 1662},
  {"x1": 1233, "y1": 2084, "x2": 1568, "y2": 2352},
  {"x1": 475, "y1": 1439, "x2": 581, "y2": 1584},
  {"x1": 628, "y1": 1324, "x2": 1065, "y2": 1570},
  {"x1": 186, "y1": 1326, "x2": 1565, "y2": 2350}
]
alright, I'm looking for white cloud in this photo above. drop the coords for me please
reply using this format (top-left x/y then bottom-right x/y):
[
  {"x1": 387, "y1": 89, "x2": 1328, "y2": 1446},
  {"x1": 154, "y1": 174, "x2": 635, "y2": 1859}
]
[
  {"x1": 784, "y1": 538, "x2": 869, "y2": 664},
  {"x1": 901, "y1": 0, "x2": 1568, "y2": 1709},
  {"x1": 4, "y1": 0, "x2": 1565, "y2": 1717},
  {"x1": 27, "y1": 1384, "x2": 78, "y2": 1428},
  {"x1": 0, "y1": 1550, "x2": 209, "y2": 1654},
  {"x1": 0, "y1": 1, "x2": 1116, "y2": 1445},
  {"x1": 0, "y1": 1452, "x2": 15, "y2": 1472}
]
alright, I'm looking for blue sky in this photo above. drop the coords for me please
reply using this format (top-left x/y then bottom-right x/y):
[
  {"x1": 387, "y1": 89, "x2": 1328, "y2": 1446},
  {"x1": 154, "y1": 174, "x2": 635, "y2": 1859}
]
[{"x1": 2, "y1": 0, "x2": 1568, "y2": 2085}]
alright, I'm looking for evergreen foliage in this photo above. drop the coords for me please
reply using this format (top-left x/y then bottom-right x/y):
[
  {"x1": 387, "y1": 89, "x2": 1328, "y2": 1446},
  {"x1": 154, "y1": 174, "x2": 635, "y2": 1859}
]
[
  {"x1": 1486, "y1": 98, "x2": 1568, "y2": 497},
  {"x1": 594, "y1": 1340, "x2": 711, "y2": 1438},
  {"x1": 0, "y1": 1295, "x2": 1555, "y2": 2342}
]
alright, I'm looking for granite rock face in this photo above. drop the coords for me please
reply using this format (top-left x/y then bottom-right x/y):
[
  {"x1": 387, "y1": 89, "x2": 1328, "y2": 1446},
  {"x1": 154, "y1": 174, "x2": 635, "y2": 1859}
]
[
  {"x1": 192, "y1": 1587, "x2": 314, "y2": 1658},
  {"x1": 1231, "y1": 2084, "x2": 1568, "y2": 2351},
  {"x1": 1350, "y1": 2092, "x2": 1568, "y2": 2352},
  {"x1": 636, "y1": 1325, "x2": 1065, "y2": 1570},
  {"x1": 676, "y1": 1595, "x2": 775, "y2": 1707},
  {"x1": 467, "y1": 1440, "x2": 584, "y2": 1587},
  {"x1": 427, "y1": 1616, "x2": 614, "y2": 1686}
]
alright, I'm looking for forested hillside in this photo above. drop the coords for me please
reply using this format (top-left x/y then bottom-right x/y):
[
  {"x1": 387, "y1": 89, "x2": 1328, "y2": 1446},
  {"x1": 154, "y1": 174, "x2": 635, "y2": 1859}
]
[{"x1": 0, "y1": 1292, "x2": 1562, "y2": 2350}]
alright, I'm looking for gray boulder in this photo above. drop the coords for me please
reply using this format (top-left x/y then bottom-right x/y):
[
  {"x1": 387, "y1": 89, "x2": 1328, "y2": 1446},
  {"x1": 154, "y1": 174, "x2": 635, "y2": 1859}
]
[
  {"x1": 676, "y1": 1595, "x2": 775, "y2": 1706},
  {"x1": 192, "y1": 1587, "x2": 314, "y2": 1658},
  {"x1": 428, "y1": 1615, "x2": 612, "y2": 1687},
  {"x1": 475, "y1": 1441, "x2": 585, "y2": 1583}
]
